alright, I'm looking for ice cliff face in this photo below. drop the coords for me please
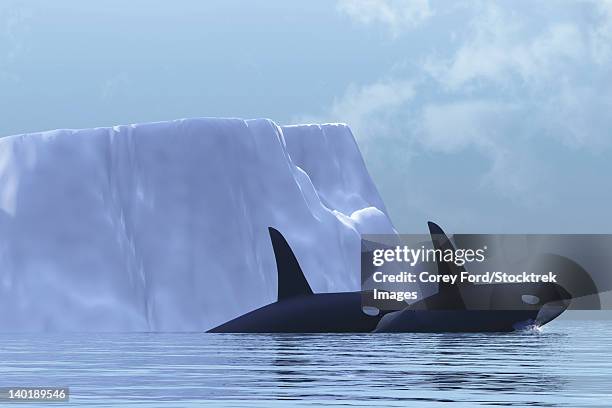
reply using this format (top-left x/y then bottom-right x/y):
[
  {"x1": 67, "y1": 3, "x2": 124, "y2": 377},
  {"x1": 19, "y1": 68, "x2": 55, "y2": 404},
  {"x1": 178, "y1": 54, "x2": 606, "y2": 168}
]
[{"x1": 0, "y1": 118, "x2": 395, "y2": 332}]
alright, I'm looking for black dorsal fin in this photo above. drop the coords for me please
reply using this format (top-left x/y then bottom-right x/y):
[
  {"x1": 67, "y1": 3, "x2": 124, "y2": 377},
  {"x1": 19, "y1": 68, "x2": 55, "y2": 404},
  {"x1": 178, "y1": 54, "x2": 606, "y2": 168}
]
[
  {"x1": 268, "y1": 227, "x2": 313, "y2": 301},
  {"x1": 427, "y1": 221, "x2": 467, "y2": 278},
  {"x1": 426, "y1": 221, "x2": 466, "y2": 309}
]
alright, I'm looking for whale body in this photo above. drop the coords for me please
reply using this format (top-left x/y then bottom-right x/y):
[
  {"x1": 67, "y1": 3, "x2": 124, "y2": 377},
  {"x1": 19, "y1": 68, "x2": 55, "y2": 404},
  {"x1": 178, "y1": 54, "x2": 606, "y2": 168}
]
[{"x1": 209, "y1": 223, "x2": 572, "y2": 333}]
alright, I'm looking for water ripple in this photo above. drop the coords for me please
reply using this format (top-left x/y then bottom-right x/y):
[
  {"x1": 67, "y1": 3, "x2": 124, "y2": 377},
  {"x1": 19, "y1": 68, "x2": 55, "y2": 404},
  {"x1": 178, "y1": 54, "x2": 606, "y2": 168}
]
[{"x1": 0, "y1": 320, "x2": 611, "y2": 407}]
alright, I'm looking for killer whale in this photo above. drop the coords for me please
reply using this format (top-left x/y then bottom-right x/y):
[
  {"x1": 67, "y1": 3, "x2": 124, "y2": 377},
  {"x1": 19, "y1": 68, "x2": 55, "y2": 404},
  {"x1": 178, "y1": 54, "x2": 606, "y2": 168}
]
[
  {"x1": 373, "y1": 222, "x2": 572, "y2": 332},
  {"x1": 208, "y1": 227, "x2": 389, "y2": 332},
  {"x1": 208, "y1": 224, "x2": 571, "y2": 333}
]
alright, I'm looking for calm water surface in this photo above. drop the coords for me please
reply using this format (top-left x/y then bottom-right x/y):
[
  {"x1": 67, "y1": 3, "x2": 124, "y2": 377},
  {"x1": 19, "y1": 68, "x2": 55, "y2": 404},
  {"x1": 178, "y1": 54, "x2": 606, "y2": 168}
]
[{"x1": 0, "y1": 320, "x2": 611, "y2": 407}]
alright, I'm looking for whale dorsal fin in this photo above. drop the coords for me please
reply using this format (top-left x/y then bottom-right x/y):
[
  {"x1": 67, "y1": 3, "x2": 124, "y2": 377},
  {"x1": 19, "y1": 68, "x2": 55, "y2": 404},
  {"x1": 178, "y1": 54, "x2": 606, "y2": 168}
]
[
  {"x1": 427, "y1": 221, "x2": 467, "y2": 279},
  {"x1": 427, "y1": 221, "x2": 466, "y2": 309},
  {"x1": 268, "y1": 227, "x2": 313, "y2": 301}
]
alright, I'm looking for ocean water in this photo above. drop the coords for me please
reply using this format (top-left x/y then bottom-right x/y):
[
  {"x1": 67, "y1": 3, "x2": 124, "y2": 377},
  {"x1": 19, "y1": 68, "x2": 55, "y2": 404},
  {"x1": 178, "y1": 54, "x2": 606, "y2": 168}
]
[{"x1": 0, "y1": 320, "x2": 610, "y2": 407}]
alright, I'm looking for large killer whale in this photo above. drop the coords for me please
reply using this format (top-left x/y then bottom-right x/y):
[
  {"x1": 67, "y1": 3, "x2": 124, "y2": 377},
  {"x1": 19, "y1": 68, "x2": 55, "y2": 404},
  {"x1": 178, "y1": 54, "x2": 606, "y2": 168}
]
[{"x1": 208, "y1": 223, "x2": 572, "y2": 333}]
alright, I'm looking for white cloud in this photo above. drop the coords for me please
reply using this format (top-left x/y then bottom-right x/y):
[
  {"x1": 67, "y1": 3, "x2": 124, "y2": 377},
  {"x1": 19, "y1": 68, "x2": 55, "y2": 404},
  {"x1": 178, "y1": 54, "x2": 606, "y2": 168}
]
[
  {"x1": 328, "y1": 79, "x2": 415, "y2": 140},
  {"x1": 0, "y1": 4, "x2": 32, "y2": 81},
  {"x1": 424, "y1": 5, "x2": 585, "y2": 89},
  {"x1": 414, "y1": 1, "x2": 612, "y2": 194},
  {"x1": 316, "y1": 0, "x2": 612, "y2": 226},
  {"x1": 540, "y1": 82, "x2": 612, "y2": 150},
  {"x1": 295, "y1": 79, "x2": 415, "y2": 146},
  {"x1": 590, "y1": 0, "x2": 612, "y2": 64},
  {"x1": 417, "y1": 100, "x2": 543, "y2": 196},
  {"x1": 337, "y1": 0, "x2": 433, "y2": 35},
  {"x1": 418, "y1": 100, "x2": 512, "y2": 152}
]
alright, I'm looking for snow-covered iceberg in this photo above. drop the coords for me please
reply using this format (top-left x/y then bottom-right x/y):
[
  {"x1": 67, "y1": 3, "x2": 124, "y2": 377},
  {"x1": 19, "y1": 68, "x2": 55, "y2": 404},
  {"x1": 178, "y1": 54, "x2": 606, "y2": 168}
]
[{"x1": 0, "y1": 118, "x2": 395, "y2": 332}]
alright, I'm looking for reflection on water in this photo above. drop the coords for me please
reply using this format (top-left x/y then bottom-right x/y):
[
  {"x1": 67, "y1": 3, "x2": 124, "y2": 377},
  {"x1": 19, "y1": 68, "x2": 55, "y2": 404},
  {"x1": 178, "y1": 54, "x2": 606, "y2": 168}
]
[{"x1": 0, "y1": 320, "x2": 610, "y2": 407}]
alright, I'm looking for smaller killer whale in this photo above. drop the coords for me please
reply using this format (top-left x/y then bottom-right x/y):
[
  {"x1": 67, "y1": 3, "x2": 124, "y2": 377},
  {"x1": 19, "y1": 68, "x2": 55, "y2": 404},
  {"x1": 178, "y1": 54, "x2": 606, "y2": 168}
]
[{"x1": 208, "y1": 224, "x2": 572, "y2": 333}]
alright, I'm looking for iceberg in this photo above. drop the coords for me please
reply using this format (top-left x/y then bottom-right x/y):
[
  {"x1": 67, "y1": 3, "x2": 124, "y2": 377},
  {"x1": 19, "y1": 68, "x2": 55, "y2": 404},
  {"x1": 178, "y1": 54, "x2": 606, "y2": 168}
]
[{"x1": 0, "y1": 118, "x2": 395, "y2": 332}]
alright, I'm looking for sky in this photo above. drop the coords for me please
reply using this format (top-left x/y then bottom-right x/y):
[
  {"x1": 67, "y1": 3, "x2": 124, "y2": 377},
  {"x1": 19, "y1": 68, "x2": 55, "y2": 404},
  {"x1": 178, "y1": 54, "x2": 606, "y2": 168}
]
[{"x1": 1, "y1": 0, "x2": 611, "y2": 234}]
